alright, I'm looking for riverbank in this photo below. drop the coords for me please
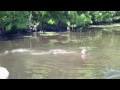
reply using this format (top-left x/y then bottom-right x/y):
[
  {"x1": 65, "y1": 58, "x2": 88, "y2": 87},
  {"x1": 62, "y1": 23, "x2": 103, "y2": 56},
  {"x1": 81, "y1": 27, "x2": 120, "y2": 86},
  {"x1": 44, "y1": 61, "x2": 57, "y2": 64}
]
[
  {"x1": 89, "y1": 23, "x2": 120, "y2": 32},
  {"x1": 0, "y1": 23, "x2": 120, "y2": 38}
]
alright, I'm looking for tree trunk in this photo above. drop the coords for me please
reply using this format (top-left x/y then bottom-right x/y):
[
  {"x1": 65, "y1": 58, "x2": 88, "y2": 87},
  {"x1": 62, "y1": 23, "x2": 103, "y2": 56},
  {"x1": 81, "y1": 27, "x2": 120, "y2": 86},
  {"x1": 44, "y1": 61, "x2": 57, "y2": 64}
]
[
  {"x1": 0, "y1": 25, "x2": 5, "y2": 36},
  {"x1": 57, "y1": 21, "x2": 61, "y2": 32},
  {"x1": 28, "y1": 11, "x2": 33, "y2": 31}
]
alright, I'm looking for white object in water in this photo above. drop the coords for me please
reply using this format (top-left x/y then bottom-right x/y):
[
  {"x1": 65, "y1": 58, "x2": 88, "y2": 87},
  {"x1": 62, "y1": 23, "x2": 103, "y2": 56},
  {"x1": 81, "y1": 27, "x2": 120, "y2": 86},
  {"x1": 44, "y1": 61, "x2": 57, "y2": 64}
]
[{"x1": 0, "y1": 67, "x2": 9, "y2": 79}]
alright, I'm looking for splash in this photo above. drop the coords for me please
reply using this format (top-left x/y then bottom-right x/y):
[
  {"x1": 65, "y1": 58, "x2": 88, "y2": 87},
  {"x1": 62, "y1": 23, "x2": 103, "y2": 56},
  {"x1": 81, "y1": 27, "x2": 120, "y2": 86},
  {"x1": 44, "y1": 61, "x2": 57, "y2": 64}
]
[
  {"x1": 31, "y1": 49, "x2": 75, "y2": 55},
  {"x1": 0, "y1": 49, "x2": 75, "y2": 56},
  {"x1": 11, "y1": 49, "x2": 30, "y2": 53},
  {"x1": 103, "y1": 69, "x2": 120, "y2": 79},
  {"x1": 1, "y1": 48, "x2": 32, "y2": 56}
]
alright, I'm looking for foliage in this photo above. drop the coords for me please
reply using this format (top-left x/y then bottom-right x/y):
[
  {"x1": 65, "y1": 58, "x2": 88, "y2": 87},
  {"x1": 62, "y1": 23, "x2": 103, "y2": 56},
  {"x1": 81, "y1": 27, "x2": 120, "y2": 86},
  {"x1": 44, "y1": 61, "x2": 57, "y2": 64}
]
[{"x1": 0, "y1": 11, "x2": 120, "y2": 34}]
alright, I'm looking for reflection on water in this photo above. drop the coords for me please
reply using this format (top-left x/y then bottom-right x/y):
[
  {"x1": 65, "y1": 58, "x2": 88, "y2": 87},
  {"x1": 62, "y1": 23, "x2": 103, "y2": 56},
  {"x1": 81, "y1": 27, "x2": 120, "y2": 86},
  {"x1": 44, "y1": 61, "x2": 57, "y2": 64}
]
[{"x1": 0, "y1": 29, "x2": 120, "y2": 79}]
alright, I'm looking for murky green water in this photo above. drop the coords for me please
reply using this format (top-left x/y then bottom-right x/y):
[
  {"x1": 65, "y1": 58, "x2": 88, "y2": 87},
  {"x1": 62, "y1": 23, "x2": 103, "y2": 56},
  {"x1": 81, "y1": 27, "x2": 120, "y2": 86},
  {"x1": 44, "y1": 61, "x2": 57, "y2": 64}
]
[{"x1": 0, "y1": 28, "x2": 120, "y2": 79}]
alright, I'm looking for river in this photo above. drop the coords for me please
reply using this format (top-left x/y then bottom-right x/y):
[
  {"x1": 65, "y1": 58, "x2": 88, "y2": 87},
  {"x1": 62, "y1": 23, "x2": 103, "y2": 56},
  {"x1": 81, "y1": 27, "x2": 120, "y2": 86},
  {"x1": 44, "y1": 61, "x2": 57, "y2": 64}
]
[{"x1": 0, "y1": 27, "x2": 120, "y2": 79}]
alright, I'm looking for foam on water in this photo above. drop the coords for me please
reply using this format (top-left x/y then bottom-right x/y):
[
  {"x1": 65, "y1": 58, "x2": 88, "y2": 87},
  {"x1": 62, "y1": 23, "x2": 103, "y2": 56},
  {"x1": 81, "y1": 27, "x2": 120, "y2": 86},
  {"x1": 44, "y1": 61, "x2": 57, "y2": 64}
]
[
  {"x1": 49, "y1": 49, "x2": 74, "y2": 54},
  {"x1": 11, "y1": 49, "x2": 30, "y2": 53},
  {"x1": 0, "y1": 49, "x2": 75, "y2": 56},
  {"x1": 0, "y1": 48, "x2": 32, "y2": 56},
  {"x1": 31, "y1": 49, "x2": 75, "y2": 55},
  {"x1": 31, "y1": 52, "x2": 50, "y2": 55}
]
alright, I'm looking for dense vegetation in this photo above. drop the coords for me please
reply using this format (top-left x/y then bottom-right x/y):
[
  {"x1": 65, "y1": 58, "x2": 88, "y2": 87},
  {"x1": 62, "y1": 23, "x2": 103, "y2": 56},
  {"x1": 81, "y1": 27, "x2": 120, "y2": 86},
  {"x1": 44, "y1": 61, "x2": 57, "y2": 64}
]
[{"x1": 0, "y1": 11, "x2": 120, "y2": 36}]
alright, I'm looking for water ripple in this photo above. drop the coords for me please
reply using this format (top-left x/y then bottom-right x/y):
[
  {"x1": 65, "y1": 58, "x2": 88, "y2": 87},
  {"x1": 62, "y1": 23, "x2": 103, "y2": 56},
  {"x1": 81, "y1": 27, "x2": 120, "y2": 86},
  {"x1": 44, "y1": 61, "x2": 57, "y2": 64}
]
[{"x1": 0, "y1": 48, "x2": 75, "y2": 56}]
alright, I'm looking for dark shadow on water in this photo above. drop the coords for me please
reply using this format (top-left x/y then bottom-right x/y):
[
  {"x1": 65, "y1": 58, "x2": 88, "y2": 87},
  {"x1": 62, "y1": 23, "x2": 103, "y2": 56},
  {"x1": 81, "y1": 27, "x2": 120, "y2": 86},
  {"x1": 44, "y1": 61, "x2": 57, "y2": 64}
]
[{"x1": 0, "y1": 36, "x2": 22, "y2": 41}]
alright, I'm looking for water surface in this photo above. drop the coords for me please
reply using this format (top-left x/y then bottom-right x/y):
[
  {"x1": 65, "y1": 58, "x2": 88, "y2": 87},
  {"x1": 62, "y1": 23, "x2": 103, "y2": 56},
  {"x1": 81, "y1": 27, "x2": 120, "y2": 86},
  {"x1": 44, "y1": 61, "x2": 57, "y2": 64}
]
[{"x1": 0, "y1": 29, "x2": 120, "y2": 79}]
